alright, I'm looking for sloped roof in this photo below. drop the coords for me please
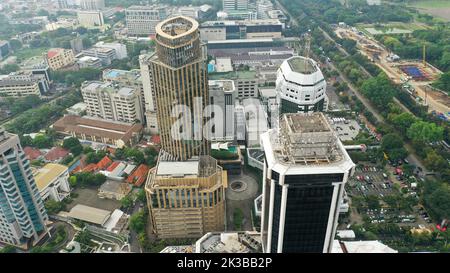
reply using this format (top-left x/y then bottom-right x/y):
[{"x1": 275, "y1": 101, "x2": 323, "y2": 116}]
[
  {"x1": 23, "y1": 146, "x2": 42, "y2": 161},
  {"x1": 44, "y1": 147, "x2": 69, "y2": 161},
  {"x1": 126, "y1": 164, "x2": 149, "y2": 187},
  {"x1": 96, "y1": 156, "x2": 112, "y2": 170}
]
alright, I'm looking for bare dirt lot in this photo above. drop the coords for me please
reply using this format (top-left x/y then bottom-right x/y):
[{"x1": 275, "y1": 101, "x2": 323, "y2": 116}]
[{"x1": 416, "y1": 7, "x2": 450, "y2": 21}]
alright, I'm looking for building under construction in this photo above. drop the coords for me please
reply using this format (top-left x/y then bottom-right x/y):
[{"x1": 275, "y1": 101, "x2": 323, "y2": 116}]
[{"x1": 145, "y1": 151, "x2": 227, "y2": 239}]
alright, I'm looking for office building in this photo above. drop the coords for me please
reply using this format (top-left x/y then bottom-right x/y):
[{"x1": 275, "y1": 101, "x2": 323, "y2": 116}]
[
  {"x1": 0, "y1": 71, "x2": 49, "y2": 98},
  {"x1": 223, "y1": 0, "x2": 248, "y2": 12},
  {"x1": 0, "y1": 128, "x2": 49, "y2": 248},
  {"x1": 94, "y1": 42, "x2": 128, "y2": 60},
  {"x1": 81, "y1": 47, "x2": 116, "y2": 66},
  {"x1": 77, "y1": 10, "x2": 104, "y2": 28},
  {"x1": 200, "y1": 19, "x2": 284, "y2": 41},
  {"x1": 33, "y1": 163, "x2": 70, "y2": 202},
  {"x1": 209, "y1": 70, "x2": 259, "y2": 99},
  {"x1": 145, "y1": 151, "x2": 226, "y2": 239},
  {"x1": 208, "y1": 80, "x2": 237, "y2": 141},
  {"x1": 81, "y1": 81, "x2": 144, "y2": 124},
  {"x1": 276, "y1": 56, "x2": 328, "y2": 114},
  {"x1": 44, "y1": 48, "x2": 75, "y2": 71},
  {"x1": 139, "y1": 55, "x2": 158, "y2": 134},
  {"x1": 80, "y1": 0, "x2": 105, "y2": 10},
  {"x1": 147, "y1": 16, "x2": 210, "y2": 160},
  {"x1": 125, "y1": 5, "x2": 167, "y2": 36},
  {"x1": 260, "y1": 113, "x2": 355, "y2": 253}
]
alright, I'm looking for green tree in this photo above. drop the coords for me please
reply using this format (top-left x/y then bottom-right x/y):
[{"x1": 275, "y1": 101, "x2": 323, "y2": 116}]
[
  {"x1": 361, "y1": 73, "x2": 396, "y2": 111},
  {"x1": 69, "y1": 175, "x2": 77, "y2": 188},
  {"x1": 366, "y1": 195, "x2": 380, "y2": 210},
  {"x1": 423, "y1": 150, "x2": 448, "y2": 172},
  {"x1": 62, "y1": 137, "x2": 83, "y2": 156},
  {"x1": 121, "y1": 195, "x2": 133, "y2": 209},
  {"x1": 44, "y1": 200, "x2": 66, "y2": 214},
  {"x1": 0, "y1": 245, "x2": 16, "y2": 253},
  {"x1": 32, "y1": 134, "x2": 53, "y2": 149},
  {"x1": 129, "y1": 211, "x2": 146, "y2": 233},
  {"x1": 381, "y1": 133, "x2": 408, "y2": 161},
  {"x1": 407, "y1": 121, "x2": 444, "y2": 143},
  {"x1": 391, "y1": 112, "x2": 417, "y2": 136}
]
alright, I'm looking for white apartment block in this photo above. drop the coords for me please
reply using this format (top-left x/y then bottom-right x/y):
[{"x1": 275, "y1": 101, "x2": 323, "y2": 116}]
[
  {"x1": 125, "y1": 5, "x2": 167, "y2": 36},
  {"x1": 0, "y1": 71, "x2": 48, "y2": 98},
  {"x1": 80, "y1": 0, "x2": 105, "y2": 10},
  {"x1": 223, "y1": 0, "x2": 248, "y2": 12},
  {"x1": 81, "y1": 81, "x2": 144, "y2": 124},
  {"x1": 77, "y1": 10, "x2": 104, "y2": 28}
]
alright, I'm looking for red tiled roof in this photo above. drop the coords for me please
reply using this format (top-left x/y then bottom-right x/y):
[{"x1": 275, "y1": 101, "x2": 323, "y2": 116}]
[
  {"x1": 44, "y1": 147, "x2": 69, "y2": 161},
  {"x1": 96, "y1": 156, "x2": 112, "y2": 170},
  {"x1": 151, "y1": 135, "x2": 161, "y2": 144},
  {"x1": 82, "y1": 163, "x2": 98, "y2": 172},
  {"x1": 106, "y1": 161, "x2": 120, "y2": 172},
  {"x1": 70, "y1": 165, "x2": 82, "y2": 174},
  {"x1": 47, "y1": 49, "x2": 59, "y2": 59},
  {"x1": 126, "y1": 164, "x2": 150, "y2": 187},
  {"x1": 23, "y1": 146, "x2": 42, "y2": 161}
]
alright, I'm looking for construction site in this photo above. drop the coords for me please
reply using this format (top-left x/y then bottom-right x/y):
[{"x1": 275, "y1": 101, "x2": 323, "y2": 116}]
[{"x1": 335, "y1": 26, "x2": 449, "y2": 119}]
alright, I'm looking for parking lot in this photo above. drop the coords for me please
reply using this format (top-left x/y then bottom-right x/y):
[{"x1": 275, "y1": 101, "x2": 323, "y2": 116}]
[
  {"x1": 330, "y1": 118, "x2": 361, "y2": 142},
  {"x1": 347, "y1": 165, "x2": 394, "y2": 197},
  {"x1": 67, "y1": 187, "x2": 122, "y2": 212}
]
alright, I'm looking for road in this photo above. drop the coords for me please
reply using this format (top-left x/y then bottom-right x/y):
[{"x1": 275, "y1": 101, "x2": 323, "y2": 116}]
[
  {"x1": 126, "y1": 201, "x2": 143, "y2": 253},
  {"x1": 314, "y1": 26, "x2": 429, "y2": 175}
]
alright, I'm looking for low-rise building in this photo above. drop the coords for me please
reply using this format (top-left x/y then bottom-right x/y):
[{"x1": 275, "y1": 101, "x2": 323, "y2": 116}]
[
  {"x1": 160, "y1": 231, "x2": 262, "y2": 253},
  {"x1": 34, "y1": 163, "x2": 70, "y2": 202},
  {"x1": 94, "y1": 42, "x2": 128, "y2": 60},
  {"x1": 53, "y1": 115, "x2": 143, "y2": 148},
  {"x1": 77, "y1": 56, "x2": 102, "y2": 69},
  {"x1": 200, "y1": 19, "x2": 283, "y2": 41},
  {"x1": 98, "y1": 180, "x2": 132, "y2": 201},
  {"x1": 81, "y1": 47, "x2": 117, "y2": 66}
]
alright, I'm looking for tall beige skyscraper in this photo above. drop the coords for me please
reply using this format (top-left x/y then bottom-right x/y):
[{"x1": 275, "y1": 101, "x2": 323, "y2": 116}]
[
  {"x1": 144, "y1": 16, "x2": 226, "y2": 240},
  {"x1": 148, "y1": 16, "x2": 210, "y2": 160}
]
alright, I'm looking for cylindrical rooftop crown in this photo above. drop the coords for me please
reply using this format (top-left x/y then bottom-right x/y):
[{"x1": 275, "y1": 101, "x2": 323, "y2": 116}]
[{"x1": 155, "y1": 16, "x2": 201, "y2": 67}]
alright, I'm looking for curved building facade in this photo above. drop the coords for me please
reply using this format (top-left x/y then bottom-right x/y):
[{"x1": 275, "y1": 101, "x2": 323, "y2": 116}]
[
  {"x1": 149, "y1": 16, "x2": 210, "y2": 160},
  {"x1": 276, "y1": 56, "x2": 327, "y2": 114}
]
